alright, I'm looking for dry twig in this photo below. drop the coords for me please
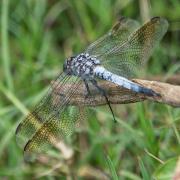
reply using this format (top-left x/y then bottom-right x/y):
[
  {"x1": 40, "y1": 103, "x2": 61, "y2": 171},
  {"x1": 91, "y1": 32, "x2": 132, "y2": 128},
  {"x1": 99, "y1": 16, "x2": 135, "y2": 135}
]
[{"x1": 52, "y1": 77, "x2": 180, "y2": 107}]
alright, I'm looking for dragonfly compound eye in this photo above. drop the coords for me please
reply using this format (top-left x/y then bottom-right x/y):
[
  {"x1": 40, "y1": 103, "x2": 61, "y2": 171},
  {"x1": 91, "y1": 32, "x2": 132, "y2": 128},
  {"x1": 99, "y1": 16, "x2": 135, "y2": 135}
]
[{"x1": 63, "y1": 56, "x2": 75, "y2": 75}]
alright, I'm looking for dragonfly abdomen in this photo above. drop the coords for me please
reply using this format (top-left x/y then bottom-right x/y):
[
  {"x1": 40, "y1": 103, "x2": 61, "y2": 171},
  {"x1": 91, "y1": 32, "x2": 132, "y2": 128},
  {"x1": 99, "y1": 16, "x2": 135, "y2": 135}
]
[{"x1": 94, "y1": 66, "x2": 158, "y2": 96}]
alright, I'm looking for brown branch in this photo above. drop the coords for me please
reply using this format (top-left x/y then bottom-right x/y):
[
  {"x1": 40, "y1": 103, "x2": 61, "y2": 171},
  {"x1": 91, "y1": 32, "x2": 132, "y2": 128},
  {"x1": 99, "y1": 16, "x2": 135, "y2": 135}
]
[
  {"x1": 149, "y1": 74, "x2": 180, "y2": 85},
  {"x1": 52, "y1": 78, "x2": 180, "y2": 107}
]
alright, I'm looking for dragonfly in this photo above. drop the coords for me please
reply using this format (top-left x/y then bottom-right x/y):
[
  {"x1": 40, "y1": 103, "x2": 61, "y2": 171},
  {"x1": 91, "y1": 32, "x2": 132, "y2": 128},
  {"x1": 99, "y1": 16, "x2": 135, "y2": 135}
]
[{"x1": 16, "y1": 17, "x2": 168, "y2": 161}]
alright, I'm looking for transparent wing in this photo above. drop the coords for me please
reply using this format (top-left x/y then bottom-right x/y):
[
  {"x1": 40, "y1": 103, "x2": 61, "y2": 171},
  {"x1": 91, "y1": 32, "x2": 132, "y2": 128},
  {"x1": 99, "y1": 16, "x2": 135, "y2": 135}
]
[
  {"x1": 23, "y1": 105, "x2": 83, "y2": 161},
  {"x1": 99, "y1": 17, "x2": 169, "y2": 78},
  {"x1": 21, "y1": 82, "x2": 101, "y2": 161},
  {"x1": 86, "y1": 17, "x2": 140, "y2": 56},
  {"x1": 16, "y1": 72, "x2": 81, "y2": 159}
]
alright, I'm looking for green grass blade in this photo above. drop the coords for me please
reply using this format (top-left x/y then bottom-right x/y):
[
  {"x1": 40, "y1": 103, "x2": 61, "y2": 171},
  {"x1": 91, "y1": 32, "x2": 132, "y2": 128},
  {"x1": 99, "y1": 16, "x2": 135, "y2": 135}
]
[
  {"x1": 0, "y1": 83, "x2": 28, "y2": 115},
  {"x1": 139, "y1": 158, "x2": 151, "y2": 180},
  {"x1": 1, "y1": 0, "x2": 13, "y2": 91},
  {"x1": 106, "y1": 155, "x2": 119, "y2": 180}
]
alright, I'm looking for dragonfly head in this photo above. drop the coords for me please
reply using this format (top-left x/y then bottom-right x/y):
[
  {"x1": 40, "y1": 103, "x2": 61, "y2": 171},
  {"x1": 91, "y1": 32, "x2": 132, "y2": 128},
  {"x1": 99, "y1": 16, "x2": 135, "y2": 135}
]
[{"x1": 63, "y1": 56, "x2": 75, "y2": 75}]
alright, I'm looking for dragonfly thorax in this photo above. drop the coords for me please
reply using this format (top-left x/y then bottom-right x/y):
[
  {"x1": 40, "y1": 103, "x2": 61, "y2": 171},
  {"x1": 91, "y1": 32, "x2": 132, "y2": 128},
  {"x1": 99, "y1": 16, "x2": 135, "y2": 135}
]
[{"x1": 63, "y1": 53, "x2": 101, "y2": 80}]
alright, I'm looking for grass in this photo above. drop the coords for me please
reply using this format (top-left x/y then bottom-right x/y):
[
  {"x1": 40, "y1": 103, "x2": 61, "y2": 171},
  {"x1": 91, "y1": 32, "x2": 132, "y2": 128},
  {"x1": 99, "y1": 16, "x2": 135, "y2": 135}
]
[
  {"x1": 1, "y1": 0, "x2": 13, "y2": 91},
  {"x1": 0, "y1": 0, "x2": 180, "y2": 179}
]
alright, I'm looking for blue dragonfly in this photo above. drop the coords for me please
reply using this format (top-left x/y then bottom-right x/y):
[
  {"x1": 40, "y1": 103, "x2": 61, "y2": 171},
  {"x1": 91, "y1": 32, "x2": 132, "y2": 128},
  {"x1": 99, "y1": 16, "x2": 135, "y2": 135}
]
[{"x1": 16, "y1": 17, "x2": 168, "y2": 161}]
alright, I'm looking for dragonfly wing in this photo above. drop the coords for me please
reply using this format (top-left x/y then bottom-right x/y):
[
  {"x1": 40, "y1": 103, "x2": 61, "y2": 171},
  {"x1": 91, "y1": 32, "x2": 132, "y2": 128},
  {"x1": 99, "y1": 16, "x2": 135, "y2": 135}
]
[
  {"x1": 22, "y1": 82, "x2": 100, "y2": 161},
  {"x1": 16, "y1": 72, "x2": 81, "y2": 160},
  {"x1": 86, "y1": 17, "x2": 140, "y2": 56},
  {"x1": 100, "y1": 17, "x2": 169, "y2": 78},
  {"x1": 23, "y1": 105, "x2": 82, "y2": 161}
]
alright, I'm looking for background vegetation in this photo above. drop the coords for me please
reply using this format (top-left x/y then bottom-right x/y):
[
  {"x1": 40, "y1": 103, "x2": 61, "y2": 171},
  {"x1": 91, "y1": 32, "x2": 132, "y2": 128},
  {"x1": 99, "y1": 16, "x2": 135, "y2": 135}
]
[{"x1": 0, "y1": 0, "x2": 180, "y2": 179}]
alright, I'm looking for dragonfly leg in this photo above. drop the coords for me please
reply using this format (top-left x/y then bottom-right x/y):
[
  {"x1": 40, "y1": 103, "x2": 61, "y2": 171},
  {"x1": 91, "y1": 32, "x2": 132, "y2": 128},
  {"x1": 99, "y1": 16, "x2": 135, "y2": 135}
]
[
  {"x1": 90, "y1": 79, "x2": 117, "y2": 123},
  {"x1": 84, "y1": 80, "x2": 91, "y2": 98}
]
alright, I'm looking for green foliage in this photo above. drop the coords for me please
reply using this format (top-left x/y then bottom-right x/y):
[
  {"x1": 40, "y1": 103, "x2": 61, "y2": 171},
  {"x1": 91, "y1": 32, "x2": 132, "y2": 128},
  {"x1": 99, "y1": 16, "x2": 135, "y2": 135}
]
[
  {"x1": 153, "y1": 157, "x2": 178, "y2": 180},
  {"x1": 106, "y1": 155, "x2": 119, "y2": 180},
  {"x1": 0, "y1": 0, "x2": 179, "y2": 179}
]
